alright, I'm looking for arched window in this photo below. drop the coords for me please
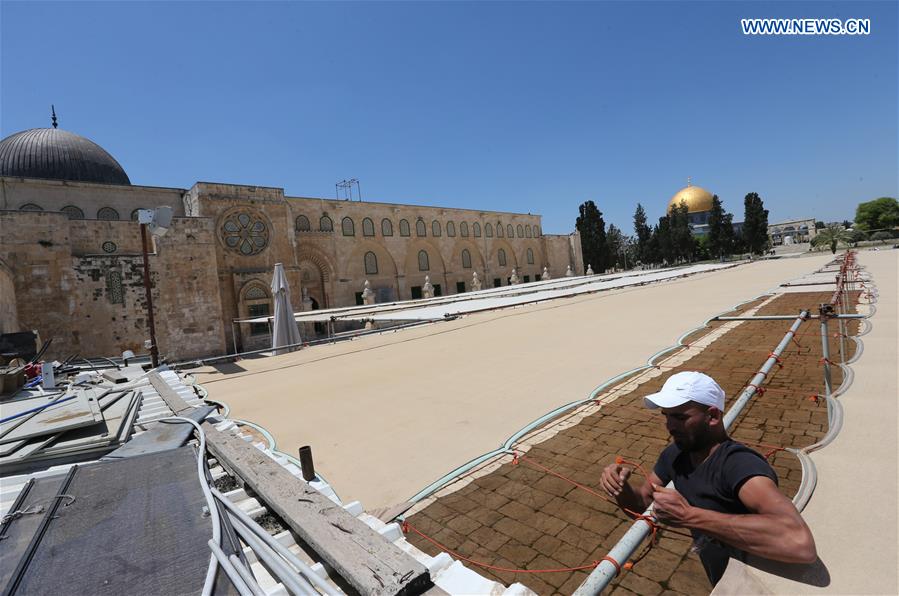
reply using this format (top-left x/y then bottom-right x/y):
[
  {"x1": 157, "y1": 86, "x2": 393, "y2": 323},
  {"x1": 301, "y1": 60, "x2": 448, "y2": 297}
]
[
  {"x1": 245, "y1": 285, "x2": 268, "y2": 300},
  {"x1": 517, "y1": 224, "x2": 524, "y2": 238},
  {"x1": 61, "y1": 205, "x2": 84, "y2": 220},
  {"x1": 462, "y1": 249, "x2": 472, "y2": 269},
  {"x1": 319, "y1": 215, "x2": 333, "y2": 232},
  {"x1": 130, "y1": 209, "x2": 144, "y2": 221},
  {"x1": 19, "y1": 203, "x2": 43, "y2": 211},
  {"x1": 244, "y1": 284, "x2": 271, "y2": 336},
  {"x1": 295, "y1": 215, "x2": 311, "y2": 231},
  {"x1": 446, "y1": 221, "x2": 456, "y2": 237},
  {"x1": 460, "y1": 222, "x2": 469, "y2": 237},
  {"x1": 507, "y1": 224, "x2": 514, "y2": 238},
  {"x1": 342, "y1": 217, "x2": 355, "y2": 236},
  {"x1": 525, "y1": 225, "x2": 532, "y2": 238},
  {"x1": 98, "y1": 207, "x2": 120, "y2": 221},
  {"x1": 382, "y1": 218, "x2": 393, "y2": 236},
  {"x1": 498, "y1": 249, "x2": 507, "y2": 267},
  {"x1": 473, "y1": 222, "x2": 481, "y2": 237},
  {"x1": 364, "y1": 251, "x2": 378, "y2": 274},
  {"x1": 418, "y1": 250, "x2": 430, "y2": 271},
  {"x1": 497, "y1": 223, "x2": 504, "y2": 238},
  {"x1": 416, "y1": 219, "x2": 426, "y2": 237},
  {"x1": 432, "y1": 220, "x2": 442, "y2": 237},
  {"x1": 532, "y1": 225, "x2": 539, "y2": 237},
  {"x1": 485, "y1": 223, "x2": 494, "y2": 237},
  {"x1": 400, "y1": 219, "x2": 411, "y2": 236},
  {"x1": 362, "y1": 217, "x2": 375, "y2": 236},
  {"x1": 527, "y1": 248, "x2": 534, "y2": 264}
]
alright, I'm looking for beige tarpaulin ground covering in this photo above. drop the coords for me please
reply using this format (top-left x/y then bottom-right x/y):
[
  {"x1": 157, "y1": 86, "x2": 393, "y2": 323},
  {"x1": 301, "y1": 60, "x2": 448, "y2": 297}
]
[
  {"x1": 713, "y1": 249, "x2": 898, "y2": 595},
  {"x1": 195, "y1": 255, "x2": 837, "y2": 510}
]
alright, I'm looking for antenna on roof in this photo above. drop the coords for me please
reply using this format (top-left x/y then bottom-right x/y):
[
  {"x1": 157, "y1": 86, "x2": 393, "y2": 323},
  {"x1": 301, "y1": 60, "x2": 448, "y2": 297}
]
[{"x1": 51, "y1": 105, "x2": 58, "y2": 129}]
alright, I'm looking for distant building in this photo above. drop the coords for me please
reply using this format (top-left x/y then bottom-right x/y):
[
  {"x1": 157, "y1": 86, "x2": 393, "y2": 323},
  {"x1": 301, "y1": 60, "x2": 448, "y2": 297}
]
[
  {"x1": 0, "y1": 123, "x2": 582, "y2": 359},
  {"x1": 768, "y1": 218, "x2": 817, "y2": 245}
]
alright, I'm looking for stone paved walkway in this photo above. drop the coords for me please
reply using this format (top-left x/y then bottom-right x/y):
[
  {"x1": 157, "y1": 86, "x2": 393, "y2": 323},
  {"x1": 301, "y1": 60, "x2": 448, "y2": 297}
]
[{"x1": 404, "y1": 290, "x2": 858, "y2": 595}]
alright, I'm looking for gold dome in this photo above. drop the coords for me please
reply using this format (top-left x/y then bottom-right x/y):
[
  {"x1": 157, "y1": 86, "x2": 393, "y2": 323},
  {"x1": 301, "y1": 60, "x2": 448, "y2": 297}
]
[{"x1": 668, "y1": 184, "x2": 714, "y2": 214}]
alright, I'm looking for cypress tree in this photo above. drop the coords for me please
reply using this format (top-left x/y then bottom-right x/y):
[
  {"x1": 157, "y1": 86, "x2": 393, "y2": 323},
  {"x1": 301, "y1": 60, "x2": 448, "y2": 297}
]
[
  {"x1": 669, "y1": 202, "x2": 693, "y2": 262},
  {"x1": 633, "y1": 203, "x2": 651, "y2": 264},
  {"x1": 706, "y1": 195, "x2": 727, "y2": 259},
  {"x1": 657, "y1": 215, "x2": 673, "y2": 264},
  {"x1": 743, "y1": 192, "x2": 770, "y2": 255},
  {"x1": 576, "y1": 200, "x2": 608, "y2": 273}
]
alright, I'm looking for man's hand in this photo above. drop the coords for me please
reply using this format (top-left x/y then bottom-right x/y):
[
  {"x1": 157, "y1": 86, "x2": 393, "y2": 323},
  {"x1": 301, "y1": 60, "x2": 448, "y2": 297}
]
[
  {"x1": 600, "y1": 462, "x2": 632, "y2": 498},
  {"x1": 651, "y1": 484, "x2": 694, "y2": 526}
]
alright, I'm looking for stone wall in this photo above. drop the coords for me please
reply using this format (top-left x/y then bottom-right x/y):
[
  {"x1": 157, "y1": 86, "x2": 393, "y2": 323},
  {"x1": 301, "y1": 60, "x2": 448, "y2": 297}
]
[
  {"x1": 189, "y1": 182, "x2": 564, "y2": 350},
  {"x1": 542, "y1": 232, "x2": 583, "y2": 277},
  {"x1": 0, "y1": 211, "x2": 225, "y2": 361},
  {"x1": 0, "y1": 176, "x2": 185, "y2": 221},
  {"x1": 2, "y1": 176, "x2": 580, "y2": 357},
  {"x1": 0, "y1": 257, "x2": 18, "y2": 334}
]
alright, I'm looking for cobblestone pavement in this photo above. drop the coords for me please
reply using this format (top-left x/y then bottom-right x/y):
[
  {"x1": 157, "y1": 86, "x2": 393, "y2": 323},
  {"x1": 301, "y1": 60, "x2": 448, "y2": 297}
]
[{"x1": 405, "y1": 291, "x2": 860, "y2": 595}]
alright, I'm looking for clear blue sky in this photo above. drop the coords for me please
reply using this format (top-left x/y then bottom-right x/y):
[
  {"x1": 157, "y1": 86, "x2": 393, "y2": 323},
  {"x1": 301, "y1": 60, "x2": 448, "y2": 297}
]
[{"x1": 2, "y1": 1, "x2": 896, "y2": 234}]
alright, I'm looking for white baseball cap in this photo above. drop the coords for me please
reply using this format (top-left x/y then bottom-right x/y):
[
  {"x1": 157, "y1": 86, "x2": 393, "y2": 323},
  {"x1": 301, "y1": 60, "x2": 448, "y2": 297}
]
[{"x1": 644, "y1": 371, "x2": 725, "y2": 410}]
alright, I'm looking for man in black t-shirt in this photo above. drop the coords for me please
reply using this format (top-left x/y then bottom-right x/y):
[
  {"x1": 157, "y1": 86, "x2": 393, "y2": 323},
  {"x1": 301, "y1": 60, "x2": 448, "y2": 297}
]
[{"x1": 600, "y1": 371, "x2": 817, "y2": 586}]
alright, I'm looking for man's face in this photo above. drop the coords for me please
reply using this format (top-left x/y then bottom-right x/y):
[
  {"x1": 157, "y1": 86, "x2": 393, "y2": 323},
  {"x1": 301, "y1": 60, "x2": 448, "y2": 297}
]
[{"x1": 660, "y1": 401, "x2": 714, "y2": 451}]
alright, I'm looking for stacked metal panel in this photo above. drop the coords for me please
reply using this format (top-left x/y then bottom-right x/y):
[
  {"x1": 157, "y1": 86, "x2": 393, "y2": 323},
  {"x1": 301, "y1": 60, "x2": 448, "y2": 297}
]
[{"x1": 0, "y1": 386, "x2": 142, "y2": 474}]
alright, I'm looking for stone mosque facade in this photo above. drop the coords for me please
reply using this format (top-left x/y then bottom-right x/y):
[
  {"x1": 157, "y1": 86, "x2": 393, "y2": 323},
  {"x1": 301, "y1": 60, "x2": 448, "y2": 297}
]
[{"x1": 0, "y1": 126, "x2": 583, "y2": 360}]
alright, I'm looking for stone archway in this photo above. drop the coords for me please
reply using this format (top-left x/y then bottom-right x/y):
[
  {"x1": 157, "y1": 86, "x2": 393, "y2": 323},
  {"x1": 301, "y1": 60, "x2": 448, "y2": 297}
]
[{"x1": 296, "y1": 243, "x2": 337, "y2": 308}]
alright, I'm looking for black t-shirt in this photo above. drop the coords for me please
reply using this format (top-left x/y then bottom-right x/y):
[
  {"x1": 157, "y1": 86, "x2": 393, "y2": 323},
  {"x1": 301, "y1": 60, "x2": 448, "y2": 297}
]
[{"x1": 653, "y1": 439, "x2": 778, "y2": 585}]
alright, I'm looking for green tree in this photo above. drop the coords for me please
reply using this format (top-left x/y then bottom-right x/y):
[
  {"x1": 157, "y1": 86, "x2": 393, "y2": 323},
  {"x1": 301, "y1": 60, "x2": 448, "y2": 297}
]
[
  {"x1": 606, "y1": 224, "x2": 625, "y2": 269},
  {"x1": 669, "y1": 202, "x2": 694, "y2": 262},
  {"x1": 871, "y1": 231, "x2": 894, "y2": 243},
  {"x1": 706, "y1": 195, "x2": 734, "y2": 259},
  {"x1": 633, "y1": 203, "x2": 652, "y2": 263},
  {"x1": 742, "y1": 192, "x2": 770, "y2": 255},
  {"x1": 576, "y1": 200, "x2": 608, "y2": 273},
  {"x1": 855, "y1": 197, "x2": 899, "y2": 231},
  {"x1": 811, "y1": 224, "x2": 851, "y2": 254},
  {"x1": 656, "y1": 215, "x2": 674, "y2": 264}
]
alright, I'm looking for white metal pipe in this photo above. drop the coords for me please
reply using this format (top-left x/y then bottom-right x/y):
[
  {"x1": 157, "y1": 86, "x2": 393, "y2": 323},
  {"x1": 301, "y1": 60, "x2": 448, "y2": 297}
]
[
  {"x1": 208, "y1": 539, "x2": 254, "y2": 596},
  {"x1": 227, "y1": 512, "x2": 318, "y2": 596},
  {"x1": 229, "y1": 554, "x2": 266, "y2": 596},
  {"x1": 212, "y1": 487, "x2": 336, "y2": 595},
  {"x1": 575, "y1": 310, "x2": 810, "y2": 595}
]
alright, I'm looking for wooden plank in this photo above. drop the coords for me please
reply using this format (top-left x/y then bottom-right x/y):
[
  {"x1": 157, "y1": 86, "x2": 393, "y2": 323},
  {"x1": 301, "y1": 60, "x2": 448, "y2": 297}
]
[{"x1": 202, "y1": 422, "x2": 432, "y2": 595}]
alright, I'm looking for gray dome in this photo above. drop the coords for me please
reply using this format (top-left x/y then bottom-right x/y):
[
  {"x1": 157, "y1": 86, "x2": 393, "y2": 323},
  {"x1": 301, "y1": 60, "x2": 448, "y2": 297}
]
[{"x1": 0, "y1": 128, "x2": 130, "y2": 185}]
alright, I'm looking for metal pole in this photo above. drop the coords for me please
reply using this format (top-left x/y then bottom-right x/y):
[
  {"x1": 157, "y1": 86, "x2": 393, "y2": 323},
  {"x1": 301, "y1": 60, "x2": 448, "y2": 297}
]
[
  {"x1": 298, "y1": 445, "x2": 316, "y2": 481},
  {"x1": 819, "y1": 304, "x2": 833, "y2": 399},
  {"x1": 575, "y1": 310, "x2": 810, "y2": 595},
  {"x1": 714, "y1": 314, "x2": 863, "y2": 321},
  {"x1": 140, "y1": 223, "x2": 160, "y2": 368}
]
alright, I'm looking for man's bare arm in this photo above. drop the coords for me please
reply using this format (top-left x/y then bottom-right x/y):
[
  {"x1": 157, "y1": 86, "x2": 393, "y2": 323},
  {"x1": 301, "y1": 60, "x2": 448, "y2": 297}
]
[
  {"x1": 600, "y1": 462, "x2": 661, "y2": 514},
  {"x1": 652, "y1": 476, "x2": 817, "y2": 564}
]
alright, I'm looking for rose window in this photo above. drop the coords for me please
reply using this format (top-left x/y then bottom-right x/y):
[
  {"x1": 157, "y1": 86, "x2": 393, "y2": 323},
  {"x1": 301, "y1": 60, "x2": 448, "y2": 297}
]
[{"x1": 222, "y1": 211, "x2": 269, "y2": 255}]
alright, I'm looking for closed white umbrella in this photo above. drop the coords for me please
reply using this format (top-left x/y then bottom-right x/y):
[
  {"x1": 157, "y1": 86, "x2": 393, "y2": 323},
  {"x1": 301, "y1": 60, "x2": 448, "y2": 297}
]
[{"x1": 271, "y1": 263, "x2": 301, "y2": 355}]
